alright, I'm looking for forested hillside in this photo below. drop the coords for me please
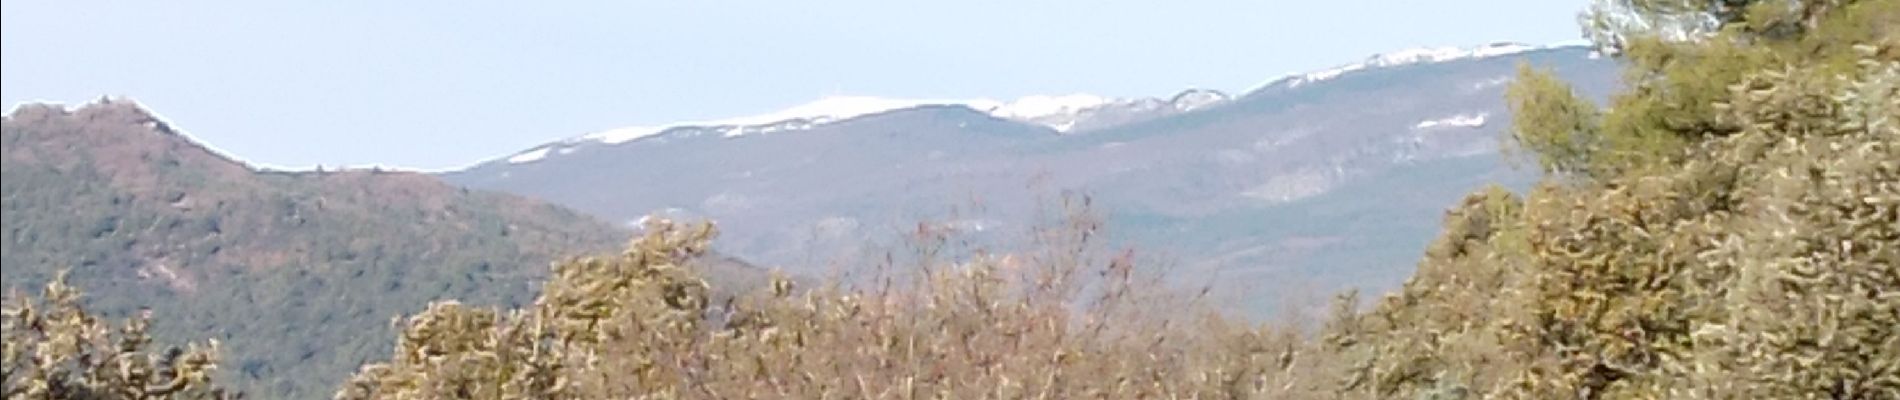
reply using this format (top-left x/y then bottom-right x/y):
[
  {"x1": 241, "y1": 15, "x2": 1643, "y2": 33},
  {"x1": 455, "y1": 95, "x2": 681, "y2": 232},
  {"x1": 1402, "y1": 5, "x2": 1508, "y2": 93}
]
[{"x1": 3, "y1": 100, "x2": 627, "y2": 398}]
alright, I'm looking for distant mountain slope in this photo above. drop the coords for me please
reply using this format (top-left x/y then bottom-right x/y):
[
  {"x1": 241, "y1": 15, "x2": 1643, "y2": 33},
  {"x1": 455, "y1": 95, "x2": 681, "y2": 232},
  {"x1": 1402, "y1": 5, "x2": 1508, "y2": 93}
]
[
  {"x1": 444, "y1": 44, "x2": 1621, "y2": 313},
  {"x1": 0, "y1": 100, "x2": 759, "y2": 399}
]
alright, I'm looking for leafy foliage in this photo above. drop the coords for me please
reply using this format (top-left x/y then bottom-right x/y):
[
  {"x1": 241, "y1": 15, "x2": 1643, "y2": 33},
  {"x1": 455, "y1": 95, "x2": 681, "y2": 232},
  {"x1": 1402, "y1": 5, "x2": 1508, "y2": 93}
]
[
  {"x1": 1508, "y1": 65, "x2": 1606, "y2": 177},
  {"x1": 1547, "y1": 0, "x2": 1896, "y2": 180},
  {"x1": 1380, "y1": 1, "x2": 1900, "y2": 396}
]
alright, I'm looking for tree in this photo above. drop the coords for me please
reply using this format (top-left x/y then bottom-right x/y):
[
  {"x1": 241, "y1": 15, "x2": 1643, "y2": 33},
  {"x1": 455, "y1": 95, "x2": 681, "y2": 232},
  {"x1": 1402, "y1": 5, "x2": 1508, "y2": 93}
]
[
  {"x1": 1479, "y1": 0, "x2": 1899, "y2": 397},
  {"x1": 1520, "y1": 0, "x2": 1896, "y2": 181},
  {"x1": 1507, "y1": 65, "x2": 1606, "y2": 178}
]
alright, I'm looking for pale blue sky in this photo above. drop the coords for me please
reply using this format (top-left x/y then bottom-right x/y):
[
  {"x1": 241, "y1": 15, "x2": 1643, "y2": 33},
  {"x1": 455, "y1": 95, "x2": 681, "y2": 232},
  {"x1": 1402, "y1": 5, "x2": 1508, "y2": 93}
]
[{"x1": 2, "y1": 1, "x2": 1587, "y2": 170}]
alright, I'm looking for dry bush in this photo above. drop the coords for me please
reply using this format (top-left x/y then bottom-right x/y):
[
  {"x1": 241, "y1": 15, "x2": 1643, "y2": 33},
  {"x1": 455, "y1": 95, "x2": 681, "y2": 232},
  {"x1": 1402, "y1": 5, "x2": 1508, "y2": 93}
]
[
  {"x1": 2, "y1": 271, "x2": 234, "y2": 400},
  {"x1": 335, "y1": 198, "x2": 1329, "y2": 399}
]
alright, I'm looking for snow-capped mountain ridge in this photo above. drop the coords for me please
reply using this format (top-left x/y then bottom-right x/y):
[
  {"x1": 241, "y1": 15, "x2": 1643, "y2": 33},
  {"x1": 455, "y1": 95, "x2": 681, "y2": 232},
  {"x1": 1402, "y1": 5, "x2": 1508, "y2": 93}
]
[
  {"x1": 579, "y1": 96, "x2": 974, "y2": 145},
  {"x1": 493, "y1": 41, "x2": 1585, "y2": 166},
  {"x1": 501, "y1": 90, "x2": 1233, "y2": 164},
  {"x1": 574, "y1": 93, "x2": 1183, "y2": 142},
  {"x1": 1169, "y1": 88, "x2": 1230, "y2": 112},
  {"x1": 977, "y1": 94, "x2": 1116, "y2": 121},
  {"x1": 1250, "y1": 40, "x2": 1593, "y2": 93}
]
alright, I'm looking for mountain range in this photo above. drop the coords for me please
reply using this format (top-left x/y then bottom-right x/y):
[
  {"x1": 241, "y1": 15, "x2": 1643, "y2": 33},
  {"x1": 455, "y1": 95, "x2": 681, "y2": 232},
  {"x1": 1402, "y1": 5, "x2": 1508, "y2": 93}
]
[
  {"x1": 444, "y1": 42, "x2": 1622, "y2": 311},
  {"x1": 4, "y1": 41, "x2": 1619, "y2": 399}
]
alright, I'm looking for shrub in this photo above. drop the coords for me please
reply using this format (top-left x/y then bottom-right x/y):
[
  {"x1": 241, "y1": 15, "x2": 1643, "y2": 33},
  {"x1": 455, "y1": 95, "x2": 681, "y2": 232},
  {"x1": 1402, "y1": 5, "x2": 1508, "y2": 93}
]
[{"x1": 2, "y1": 271, "x2": 234, "y2": 400}]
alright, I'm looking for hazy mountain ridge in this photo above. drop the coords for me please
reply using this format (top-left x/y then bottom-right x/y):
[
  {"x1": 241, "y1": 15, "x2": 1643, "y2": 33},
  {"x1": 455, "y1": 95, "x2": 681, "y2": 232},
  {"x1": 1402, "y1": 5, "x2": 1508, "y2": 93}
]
[
  {"x1": 480, "y1": 42, "x2": 1587, "y2": 171},
  {"x1": 445, "y1": 44, "x2": 1621, "y2": 311},
  {"x1": 485, "y1": 88, "x2": 1243, "y2": 168}
]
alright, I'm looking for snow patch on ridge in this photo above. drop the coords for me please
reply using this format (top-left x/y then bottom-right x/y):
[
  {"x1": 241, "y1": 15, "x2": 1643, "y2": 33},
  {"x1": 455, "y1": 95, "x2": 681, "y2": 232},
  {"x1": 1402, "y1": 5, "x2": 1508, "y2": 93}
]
[
  {"x1": 1170, "y1": 89, "x2": 1230, "y2": 112},
  {"x1": 506, "y1": 147, "x2": 552, "y2": 164},
  {"x1": 1470, "y1": 76, "x2": 1515, "y2": 91},
  {"x1": 975, "y1": 94, "x2": 1113, "y2": 121},
  {"x1": 1250, "y1": 41, "x2": 1587, "y2": 94},
  {"x1": 581, "y1": 96, "x2": 973, "y2": 145},
  {"x1": 1414, "y1": 113, "x2": 1489, "y2": 130},
  {"x1": 556, "y1": 93, "x2": 1133, "y2": 151}
]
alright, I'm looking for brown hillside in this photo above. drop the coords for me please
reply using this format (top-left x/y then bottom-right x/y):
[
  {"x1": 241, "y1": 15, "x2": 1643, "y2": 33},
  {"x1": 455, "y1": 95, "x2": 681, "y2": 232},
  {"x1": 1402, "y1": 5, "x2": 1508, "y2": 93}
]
[{"x1": 1, "y1": 99, "x2": 761, "y2": 399}]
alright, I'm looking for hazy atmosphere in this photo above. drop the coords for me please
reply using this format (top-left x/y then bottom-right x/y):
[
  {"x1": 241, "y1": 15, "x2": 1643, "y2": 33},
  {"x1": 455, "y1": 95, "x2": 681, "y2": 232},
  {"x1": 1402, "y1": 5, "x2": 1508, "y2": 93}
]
[
  {"x1": 5, "y1": 1, "x2": 1893, "y2": 399},
  {"x1": 3, "y1": 1, "x2": 1581, "y2": 169}
]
